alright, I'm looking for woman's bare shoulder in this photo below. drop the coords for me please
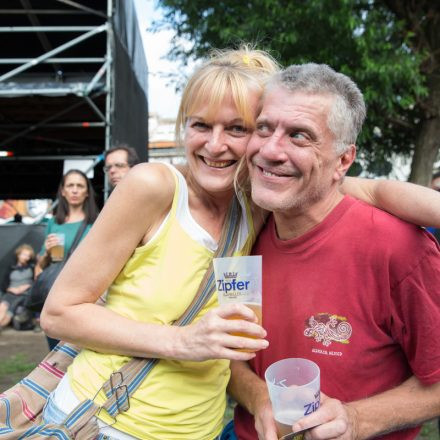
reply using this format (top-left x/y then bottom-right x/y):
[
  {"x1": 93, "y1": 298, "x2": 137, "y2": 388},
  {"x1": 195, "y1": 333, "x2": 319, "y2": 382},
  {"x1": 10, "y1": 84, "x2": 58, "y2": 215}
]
[
  {"x1": 128, "y1": 162, "x2": 175, "y2": 185},
  {"x1": 115, "y1": 162, "x2": 176, "y2": 205}
]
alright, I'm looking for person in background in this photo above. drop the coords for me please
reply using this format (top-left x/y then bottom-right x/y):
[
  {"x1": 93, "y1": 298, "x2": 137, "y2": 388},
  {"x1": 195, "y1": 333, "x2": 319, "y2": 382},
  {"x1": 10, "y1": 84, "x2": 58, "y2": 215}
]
[
  {"x1": 229, "y1": 63, "x2": 440, "y2": 440},
  {"x1": 431, "y1": 171, "x2": 440, "y2": 191},
  {"x1": 36, "y1": 169, "x2": 99, "y2": 349},
  {"x1": 0, "y1": 244, "x2": 35, "y2": 329},
  {"x1": 103, "y1": 144, "x2": 140, "y2": 189}
]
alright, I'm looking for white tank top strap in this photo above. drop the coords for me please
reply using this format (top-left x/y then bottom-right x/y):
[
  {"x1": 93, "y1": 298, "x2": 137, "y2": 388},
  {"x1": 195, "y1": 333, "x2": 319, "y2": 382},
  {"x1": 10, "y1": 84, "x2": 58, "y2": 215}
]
[{"x1": 151, "y1": 163, "x2": 250, "y2": 253}]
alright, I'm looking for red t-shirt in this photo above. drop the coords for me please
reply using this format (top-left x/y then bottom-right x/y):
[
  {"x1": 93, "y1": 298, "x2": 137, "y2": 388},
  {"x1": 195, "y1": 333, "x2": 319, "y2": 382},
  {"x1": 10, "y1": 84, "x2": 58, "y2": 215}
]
[{"x1": 234, "y1": 196, "x2": 440, "y2": 440}]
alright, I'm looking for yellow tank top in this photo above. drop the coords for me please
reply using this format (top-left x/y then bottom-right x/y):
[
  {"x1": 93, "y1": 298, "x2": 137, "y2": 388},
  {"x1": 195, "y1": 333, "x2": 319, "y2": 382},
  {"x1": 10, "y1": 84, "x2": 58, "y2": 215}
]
[{"x1": 68, "y1": 165, "x2": 255, "y2": 440}]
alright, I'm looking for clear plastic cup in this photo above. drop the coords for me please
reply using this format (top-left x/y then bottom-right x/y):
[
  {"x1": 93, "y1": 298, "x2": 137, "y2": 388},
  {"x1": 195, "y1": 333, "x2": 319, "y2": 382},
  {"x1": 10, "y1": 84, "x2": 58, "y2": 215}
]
[
  {"x1": 265, "y1": 358, "x2": 320, "y2": 438},
  {"x1": 213, "y1": 255, "x2": 262, "y2": 346},
  {"x1": 50, "y1": 233, "x2": 65, "y2": 262}
]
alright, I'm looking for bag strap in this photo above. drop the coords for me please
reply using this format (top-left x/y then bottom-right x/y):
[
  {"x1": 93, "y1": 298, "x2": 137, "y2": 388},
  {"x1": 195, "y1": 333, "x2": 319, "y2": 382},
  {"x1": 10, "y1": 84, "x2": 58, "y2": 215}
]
[
  {"x1": 65, "y1": 220, "x2": 88, "y2": 261},
  {"x1": 64, "y1": 196, "x2": 242, "y2": 432}
]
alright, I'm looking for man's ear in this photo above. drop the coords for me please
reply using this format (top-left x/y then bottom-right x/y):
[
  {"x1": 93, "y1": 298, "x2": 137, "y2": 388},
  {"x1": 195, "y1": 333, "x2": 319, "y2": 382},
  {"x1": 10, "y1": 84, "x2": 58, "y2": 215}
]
[{"x1": 334, "y1": 145, "x2": 356, "y2": 182}]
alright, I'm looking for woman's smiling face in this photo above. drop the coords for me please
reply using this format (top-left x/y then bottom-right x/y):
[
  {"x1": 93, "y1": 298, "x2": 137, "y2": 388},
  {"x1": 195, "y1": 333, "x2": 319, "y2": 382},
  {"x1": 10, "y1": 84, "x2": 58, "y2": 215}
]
[{"x1": 184, "y1": 92, "x2": 259, "y2": 197}]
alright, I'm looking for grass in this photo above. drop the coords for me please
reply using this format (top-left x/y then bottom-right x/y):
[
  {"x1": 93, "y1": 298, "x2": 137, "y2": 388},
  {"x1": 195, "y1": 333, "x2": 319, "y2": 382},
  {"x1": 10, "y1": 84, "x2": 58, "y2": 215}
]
[
  {"x1": 224, "y1": 398, "x2": 236, "y2": 425},
  {"x1": 0, "y1": 353, "x2": 37, "y2": 390},
  {"x1": 0, "y1": 353, "x2": 36, "y2": 375},
  {"x1": 418, "y1": 419, "x2": 439, "y2": 439}
]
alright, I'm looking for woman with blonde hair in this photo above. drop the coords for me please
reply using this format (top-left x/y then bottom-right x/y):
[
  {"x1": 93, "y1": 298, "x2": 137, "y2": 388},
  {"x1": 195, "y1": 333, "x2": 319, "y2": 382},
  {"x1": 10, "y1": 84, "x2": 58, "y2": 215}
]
[{"x1": 40, "y1": 46, "x2": 440, "y2": 439}]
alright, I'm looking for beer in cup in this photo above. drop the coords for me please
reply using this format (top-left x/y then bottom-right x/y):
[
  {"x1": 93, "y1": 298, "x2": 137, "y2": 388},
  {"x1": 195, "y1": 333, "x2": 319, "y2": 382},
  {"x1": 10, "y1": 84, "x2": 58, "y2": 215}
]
[
  {"x1": 265, "y1": 358, "x2": 320, "y2": 438},
  {"x1": 50, "y1": 233, "x2": 65, "y2": 262},
  {"x1": 213, "y1": 255, "x2": 262, "y2": 346}
]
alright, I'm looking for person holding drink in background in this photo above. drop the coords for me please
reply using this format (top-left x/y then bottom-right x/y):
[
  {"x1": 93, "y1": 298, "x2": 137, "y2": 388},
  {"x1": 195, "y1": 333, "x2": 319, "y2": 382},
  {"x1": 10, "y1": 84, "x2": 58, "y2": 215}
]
[
  {"x1": 48, "y1": 233, "x2": 65, "y2": 261},
  {"x1": 36, "y1": 169, "x2": 98, "y2": 275},
  {"x1": 38, "y1": 47, "x2": 440, "y2": 439},
  {"x1": 229, "y1": 63, "x2": 440, "y2": 440},
  {"x1": 36, "y1": 169, "x2": 99, "y2": 349}
]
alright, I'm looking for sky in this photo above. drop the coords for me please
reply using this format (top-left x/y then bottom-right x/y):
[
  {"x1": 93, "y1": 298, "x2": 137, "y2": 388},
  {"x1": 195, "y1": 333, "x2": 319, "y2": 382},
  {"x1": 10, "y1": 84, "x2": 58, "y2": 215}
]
[{"x1": 133, "y1": 0, "x2": 186, "y2": 119}]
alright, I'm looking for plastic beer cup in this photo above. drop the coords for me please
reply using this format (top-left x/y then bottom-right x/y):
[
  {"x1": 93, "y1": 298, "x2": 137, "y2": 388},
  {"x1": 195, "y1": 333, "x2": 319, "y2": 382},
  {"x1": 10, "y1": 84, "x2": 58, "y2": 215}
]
[
  {"x1": 265, "y1": 358, "x2": 320, "y2": 439},
  {"x1": 213, "y1": 255, "x2": 262, "y2": 348},
  {"x1": 50, "y1": 233, "x2": 65, "y2": 262}
]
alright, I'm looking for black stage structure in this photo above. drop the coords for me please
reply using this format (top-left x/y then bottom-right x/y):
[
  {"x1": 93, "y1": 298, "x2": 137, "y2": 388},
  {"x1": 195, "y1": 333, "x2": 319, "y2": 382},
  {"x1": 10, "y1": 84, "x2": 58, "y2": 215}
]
[{"x1": 0, "y1": 0, "x2": 149, "y2": 203}]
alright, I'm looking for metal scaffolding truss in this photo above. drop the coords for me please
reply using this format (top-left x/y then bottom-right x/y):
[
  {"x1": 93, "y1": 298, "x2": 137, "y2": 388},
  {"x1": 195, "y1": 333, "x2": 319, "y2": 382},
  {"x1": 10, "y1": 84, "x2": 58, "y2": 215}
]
[
  {"x1": 0, "y1": 0, "x2": 113, "y2": 158},
  {"x1": 0, "y1": 0, "x2": 149, "y2": 200}
]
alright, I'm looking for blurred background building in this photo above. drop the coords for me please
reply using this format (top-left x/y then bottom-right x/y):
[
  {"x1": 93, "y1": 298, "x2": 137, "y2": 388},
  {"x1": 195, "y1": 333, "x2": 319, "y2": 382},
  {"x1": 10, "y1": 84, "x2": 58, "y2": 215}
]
[{"x1": 148, "y1": 113, "x2": 183, "y2": 165}]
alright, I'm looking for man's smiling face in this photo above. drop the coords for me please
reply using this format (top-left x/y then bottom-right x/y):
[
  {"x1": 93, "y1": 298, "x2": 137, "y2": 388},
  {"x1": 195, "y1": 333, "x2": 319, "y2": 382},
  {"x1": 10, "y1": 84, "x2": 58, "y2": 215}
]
[{"x1": 247, "y1": 86, "x2": 344, "y2": 215}]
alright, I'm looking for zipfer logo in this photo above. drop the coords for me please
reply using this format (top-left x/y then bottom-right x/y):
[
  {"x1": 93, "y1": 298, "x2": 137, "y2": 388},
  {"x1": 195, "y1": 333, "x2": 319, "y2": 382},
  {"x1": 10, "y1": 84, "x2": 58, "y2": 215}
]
[{"x1": 217, "y1": 272, "x2": 250, "y2": 293}]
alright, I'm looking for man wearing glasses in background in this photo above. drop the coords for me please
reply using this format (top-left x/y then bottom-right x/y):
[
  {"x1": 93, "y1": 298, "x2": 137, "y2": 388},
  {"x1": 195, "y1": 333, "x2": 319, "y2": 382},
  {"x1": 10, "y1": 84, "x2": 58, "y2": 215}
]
[{"x1": 103, "y1": 144, "x2": 140, "y2": 190}]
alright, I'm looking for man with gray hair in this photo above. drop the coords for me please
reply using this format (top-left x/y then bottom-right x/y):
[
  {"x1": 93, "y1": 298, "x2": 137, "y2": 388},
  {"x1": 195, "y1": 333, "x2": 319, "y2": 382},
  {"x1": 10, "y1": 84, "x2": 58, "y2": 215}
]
[{"x1": 228, "y1": 64, "x2": 440, "y2": 439}]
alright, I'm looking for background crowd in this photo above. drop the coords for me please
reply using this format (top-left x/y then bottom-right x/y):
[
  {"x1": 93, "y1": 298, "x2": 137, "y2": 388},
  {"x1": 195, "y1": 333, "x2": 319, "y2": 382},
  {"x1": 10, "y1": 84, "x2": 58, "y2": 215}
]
[{"x1": 0, "y1": 145, "x2": 139, "y2": 340}]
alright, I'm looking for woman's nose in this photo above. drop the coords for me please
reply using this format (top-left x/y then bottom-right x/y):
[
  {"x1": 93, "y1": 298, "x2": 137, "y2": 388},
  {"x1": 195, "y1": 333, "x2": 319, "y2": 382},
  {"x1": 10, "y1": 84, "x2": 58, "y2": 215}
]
[{"x1": 206, "y1": 127, "x2": 227, "y2": 155}]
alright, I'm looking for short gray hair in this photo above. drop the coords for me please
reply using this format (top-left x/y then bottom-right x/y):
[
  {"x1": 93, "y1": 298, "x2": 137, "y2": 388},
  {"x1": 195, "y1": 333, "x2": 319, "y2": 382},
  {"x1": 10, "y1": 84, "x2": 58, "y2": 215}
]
[{"x1": 267, "y1": 63, "x2": 366, "y2": 153}]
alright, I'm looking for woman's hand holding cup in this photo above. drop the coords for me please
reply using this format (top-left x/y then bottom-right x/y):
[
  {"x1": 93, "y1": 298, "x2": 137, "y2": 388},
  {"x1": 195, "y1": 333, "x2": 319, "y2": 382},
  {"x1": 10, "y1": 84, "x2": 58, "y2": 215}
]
[{"x1": 175, "y1": 303, "x2": 268, "y2": 362}]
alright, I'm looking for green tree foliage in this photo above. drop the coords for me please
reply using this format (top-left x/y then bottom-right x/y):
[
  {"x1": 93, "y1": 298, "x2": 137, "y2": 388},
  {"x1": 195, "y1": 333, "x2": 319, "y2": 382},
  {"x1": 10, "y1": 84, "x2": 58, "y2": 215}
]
[{"x1": 154, "y1": 0, "x2": 440, "y2": 183}]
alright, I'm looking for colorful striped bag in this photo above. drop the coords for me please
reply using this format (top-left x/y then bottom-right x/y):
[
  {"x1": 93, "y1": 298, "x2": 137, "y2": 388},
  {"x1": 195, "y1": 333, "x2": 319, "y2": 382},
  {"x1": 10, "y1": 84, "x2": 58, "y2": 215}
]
[
  {"x1": 0, "y1": 198, "x2": 241, "y2": 439},
  {"x1": 0, "y1": 342, "x2": 86, "y2": 439}
]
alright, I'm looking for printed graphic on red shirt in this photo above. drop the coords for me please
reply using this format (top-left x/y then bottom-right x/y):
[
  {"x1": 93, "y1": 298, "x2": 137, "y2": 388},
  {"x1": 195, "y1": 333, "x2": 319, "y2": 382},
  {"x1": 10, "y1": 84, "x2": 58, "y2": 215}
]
[{"x1": 304, "y1": 313, "x2": 352, "y2": 347}]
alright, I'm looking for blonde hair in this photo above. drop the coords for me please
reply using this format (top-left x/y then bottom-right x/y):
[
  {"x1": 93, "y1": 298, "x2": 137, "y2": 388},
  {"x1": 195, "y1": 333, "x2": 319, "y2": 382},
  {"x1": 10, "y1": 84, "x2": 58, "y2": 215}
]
[
  {"x1": 175, "y1": 45, "x2": 280, "y2": 145},
  {"x1": 15, "y1": 244, "x2": 35, "y2": 261}
]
